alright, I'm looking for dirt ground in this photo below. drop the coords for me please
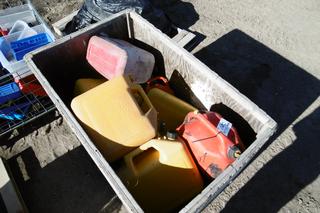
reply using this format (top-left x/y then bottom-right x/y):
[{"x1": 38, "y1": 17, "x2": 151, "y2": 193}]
[{"x1": 0, "y1": 0, "x2": 319, "y2": 212}]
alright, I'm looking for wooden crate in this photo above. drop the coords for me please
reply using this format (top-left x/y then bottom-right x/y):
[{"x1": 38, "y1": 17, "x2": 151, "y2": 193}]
[{"x1": 25, "y1": 11, "x2": 277, "y2": 213}]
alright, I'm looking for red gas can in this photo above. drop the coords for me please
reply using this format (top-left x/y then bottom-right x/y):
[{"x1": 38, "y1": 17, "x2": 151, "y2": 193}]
[{"x1": 177, "y1": 111, "x2": 245, "y2": 179}]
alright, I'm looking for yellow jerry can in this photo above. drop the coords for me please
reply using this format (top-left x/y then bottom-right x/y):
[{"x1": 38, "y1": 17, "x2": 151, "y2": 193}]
[
  {"x1": 73, "y1": 78, "x2": 106, "y2": 96},
  {"x1": 71, "y1": 75, "x2": 158, "y2": 162},
  {"x1": 117, "y1": 132, "x2": 203, "y2": 213},
  {"x1": 147, "y1": 88, "x2": 197, "y2": 131}
]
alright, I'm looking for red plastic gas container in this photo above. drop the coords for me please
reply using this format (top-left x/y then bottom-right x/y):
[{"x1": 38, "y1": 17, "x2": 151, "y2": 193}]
[{"x1": 177, "y1": 111, "x2": 245, "y2": 179}]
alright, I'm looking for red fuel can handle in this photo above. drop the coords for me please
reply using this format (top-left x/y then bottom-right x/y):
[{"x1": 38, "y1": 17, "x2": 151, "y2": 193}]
[
  {"x1": 146, "y1": 76, "x2": 174, "y2": 94},
  {"x1": 177, "y1": 111, "x2": 245, "y2": 179}
]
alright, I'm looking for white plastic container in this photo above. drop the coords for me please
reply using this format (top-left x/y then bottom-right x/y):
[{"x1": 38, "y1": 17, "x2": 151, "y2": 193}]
[
  {"x1": 9, "y1": 20, "x2": 37, "y2": 40},
  {"x1": 0, "y1": 4, "x2": 55, "y2": 80},
  {"x1": 87, "y1": 36, "x2": 155, "y2": 83},
  {"x1": 0, "y1": 24, "x2": 54, "y2": 80}
]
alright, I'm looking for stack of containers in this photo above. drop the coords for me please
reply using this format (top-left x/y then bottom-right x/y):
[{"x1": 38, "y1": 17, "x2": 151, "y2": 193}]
[
  {"x1": 0, "y1": 4, "x2": 55, "y2": 79},
  {"x1": 0, "y1": 3, "x2": 55, "y2": 136}
]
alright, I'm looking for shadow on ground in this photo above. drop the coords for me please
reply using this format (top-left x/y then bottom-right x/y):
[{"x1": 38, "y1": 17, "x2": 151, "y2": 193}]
[
  {"x1": 9, "y1": 146, "x2": 122, "y2": 213},
  {"x1": 223, "y1": 107, "x2": 320, "y2": 212},
  {"x1": 150, "y1": 0, "x2": 199, "y2": 29},
  {"x1": 151, "y1": 0, "x2": 205, "y2": 51},
  {"x1": 194, "y1": 29, "x2": 320, "y2": 212},
  {"x1": 0, "y1": 110, "x2": 59, "y2": 147}
]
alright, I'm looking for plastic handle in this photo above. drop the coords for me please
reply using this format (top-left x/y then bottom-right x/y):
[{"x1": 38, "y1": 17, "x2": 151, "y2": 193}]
[
  {"x1": 124, "y1": 147, "x2": 147, "y2": 176},
  {"x1": 147, "y1": 76, "x2": 168, "y2": 87},
  {"x1": 9, "y1": 20, "x2": 37, "y2": 40},
  {"x1": 130, "y1": 84, "x2": 154, "y2": 115}
]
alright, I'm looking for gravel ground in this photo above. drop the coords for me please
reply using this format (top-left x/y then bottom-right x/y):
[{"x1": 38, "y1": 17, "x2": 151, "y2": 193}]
[{"x1": 1, "y1": 0, "x2": 319, "y2": 212}]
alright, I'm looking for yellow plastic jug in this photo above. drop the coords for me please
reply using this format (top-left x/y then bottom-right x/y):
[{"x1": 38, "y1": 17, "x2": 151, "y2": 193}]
[
  {"x1": 147, "y1": 88, "x2": 197, "y2": 131},
  {"x1": 117, "y1": 133, "x2": 203, "y2": 213},
  {"x1": 73, "y1": 78, "x2": 106, "y2": 96},
  {"x1": 71, "y1": 75, "x2": 158, "y2": 162}
]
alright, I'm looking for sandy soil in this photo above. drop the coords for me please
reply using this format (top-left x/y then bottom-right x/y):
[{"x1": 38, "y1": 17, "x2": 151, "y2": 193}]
[{"x1": 0, "y1": 0, "x2": 319, "y2": 212}]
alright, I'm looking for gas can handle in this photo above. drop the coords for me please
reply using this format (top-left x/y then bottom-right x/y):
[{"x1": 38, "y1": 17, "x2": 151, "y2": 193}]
[
  {"x1": 130, "y1": 84, "x2": 154, "y2": 115},
  {"x1": 147, "y1": 76, "x2": 168, "y2": 87},
  {"x1": 146, "y1": 76, "x2": 174, "y2": 94},
  {"x1": 124, "y1": 147, "x2": 147, "y2": 175}
]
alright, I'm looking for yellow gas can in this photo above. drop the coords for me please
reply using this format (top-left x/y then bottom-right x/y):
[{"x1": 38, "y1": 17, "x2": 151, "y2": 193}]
[
  {"x1": 71, "y1": 75, "x2": 158, "y2": 162},
  {"x1": 73, "y1": 78, "x2": 106, "y2": 96},
  {"x1": 117, "y1": 132, "x2": 203, "y2": 213},
  {"x1": 147, "y1": 88, "x2": 197, "y2": 131}
]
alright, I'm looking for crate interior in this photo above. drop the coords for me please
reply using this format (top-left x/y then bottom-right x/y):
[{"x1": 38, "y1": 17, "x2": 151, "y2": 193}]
[{"x1": 30, "y1": 13, "x2": 259, "y2": 212}]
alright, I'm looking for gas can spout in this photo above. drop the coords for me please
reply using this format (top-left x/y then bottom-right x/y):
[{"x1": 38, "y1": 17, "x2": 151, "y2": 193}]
[
  {"x1": 234, "y1": 150, "x2": 241, "y2": 158},
  {"x1": 228, "y1": 146, "x2": 241, "y2": 159},
  {"x1": 166, "y1": 131, "x2": 178, "y2": 140}
]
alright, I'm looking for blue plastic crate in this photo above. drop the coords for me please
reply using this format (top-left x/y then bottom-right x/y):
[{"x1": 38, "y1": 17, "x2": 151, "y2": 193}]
[
  {"x1": 0, "y1": 37, "x2": 11, "y2": 59},
  {"x1": 10, "y1": 33, "x2": 52, "y2": 61},
  {"x1": 0, "y1": 82, "x2": 21, "y2": 105},
  {"x1": 0, "y1": 3, "x2": 56, "y2": 137}
]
